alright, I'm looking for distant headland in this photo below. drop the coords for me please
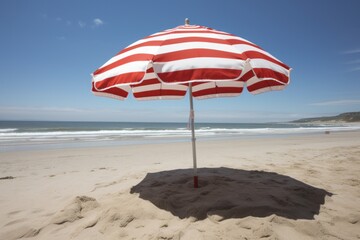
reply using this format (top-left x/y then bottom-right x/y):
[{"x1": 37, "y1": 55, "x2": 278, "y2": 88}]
[{"x1": 291, "y1": 112, "x2": 360, "y2": 123}]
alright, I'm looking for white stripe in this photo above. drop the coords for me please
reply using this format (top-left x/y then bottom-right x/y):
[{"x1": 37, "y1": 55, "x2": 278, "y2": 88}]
[
  {"x1": 215, "y1": 81, "x2": 244, "y2": 87},
  {"x1": 229, "y1": 35, "x2": 254, "y2": 45},
  {"x1": 129, "y1": 26, "x2": 249, "y2": 47},
  {"x1": 92, "y1": 91, "x2": 126, "y2": 100},
  {"x1": 249, "y1": 59, "x2": 288, "y2": 75},
  {"x1": 245, "y1": 74, "x2": 287, "y2": 91},
  {"x1": 135, "y1": 95, "x2": 185, "y2": 101},
  {"x1": 154, "y1": 58, "x2": 246, "y2": 73},
  {"x1": 104, "y1": 40, "x2": 245, "y2": 70},
  {"x1": 246, "y1": 76, "x2": 286, "y2": 87},
  {"x1": 142, "y1": 72, "x2": 157, "y2": 80},
  {"x1": 249, "y1": 85, "x2": 287, "y2": 95},
  {"x1": 192, "y1": 82, "x2": 216, "y2": 92},
  {"x1": 132, "y1": 82, "x2": 188, "y2": 93},
  {"x1": 100, "y1": 35, "x2": 253, "y2": 70},
  {"x1": 99, "y1": 27, "x2": 255, "y2": 70},
  {"x1": 93, "y1": 61, "x2": 148, "y2": 83},
  {"x1": 132, "y1": 32, "x2": 248, "y2": 46},
  {"x1": 156, "y1": 42, "x2": 243, "y2": 55},
  {"x1": 92, "y1": 80, "x2": 131, "y2": 92},
  {"x1": 233, "y1": 44, "x2": 277, "y2": 58},
  {"x1": 99, "y1": 46, "x2": 158, "y2": 69},
  {"x1": 132, "y1": 83, "x2": 161, "y2": 93},
  {"x1": 185, "y1": 31, "x2": 251, "y2": 44},
  {"x1": 126, "y1": 37, "x2": 154, "y2": 48},
  {"x1": 153, "y1": 26, "x2": 213, "y2": 35},
  {"x1": 161, "y1": 84, "x2": 187, "y2": 90},
  {"x1": 245, "y1": 75, "x2": 259, "y2": 87},
  {"x1": 192, "y1": 81, "x2": 243, "y2": 93},
  {"x1": 194, "y1": 92, "x2": 242, "y2": 99}
]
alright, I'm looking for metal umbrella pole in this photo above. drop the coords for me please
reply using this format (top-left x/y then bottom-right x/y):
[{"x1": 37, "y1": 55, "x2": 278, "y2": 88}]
[
  {"x1": 185, "y1": 19, "x2": 198, "y2": 188},
  {"x1": 188, "y1": 83, "x2": 198, "y2": 188}
]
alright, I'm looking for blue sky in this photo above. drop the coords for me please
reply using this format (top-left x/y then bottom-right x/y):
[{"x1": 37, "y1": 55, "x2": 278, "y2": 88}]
[{"x1": 0, "y1": 0, "x2": 359, "y2": 123}]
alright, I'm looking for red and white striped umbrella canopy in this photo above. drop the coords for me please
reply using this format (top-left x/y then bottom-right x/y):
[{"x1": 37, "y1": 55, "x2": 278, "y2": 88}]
[
  {"x1": 91, "y1": 20, "x2": 291, "y2": 188},
  {"x1": 92, "y1": 21, "x2": 291, "y2": 100}
]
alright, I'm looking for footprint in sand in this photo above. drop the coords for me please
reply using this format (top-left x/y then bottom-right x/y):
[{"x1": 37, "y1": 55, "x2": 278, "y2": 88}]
[
  {"x1": 0, "y1": 176, "x2": 15, "y2": 180},
  {"x1": 8, "y1": 210, "x2": 23, "y2": 216},
  {"x1": 4, "y1": 218, "x2": 28, "y2": 227},
  {"x1": 51, "y1": 196, "x2": 100, "y2": 225}
]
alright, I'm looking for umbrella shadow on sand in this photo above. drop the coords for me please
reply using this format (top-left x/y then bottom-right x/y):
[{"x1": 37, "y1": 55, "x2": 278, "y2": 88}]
[{"x1": 130, "y1": 167, "x2": 332, "y2": 221}]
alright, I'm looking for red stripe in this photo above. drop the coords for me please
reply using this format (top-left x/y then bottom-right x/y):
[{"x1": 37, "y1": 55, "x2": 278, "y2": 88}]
[
  {"x1": 131, "y1": 67, "x2": 158, "y2": 87},
  {"x1": 193, "y1": 87, "x2": 243, "y2": 97},
  {"x1": 157, "y1": 68, "x2": 242, "y2": 83},
  {"x1": 94, "y1": 54, "x2": 153, "y2": 75},
  {"x1": 247, "y1": 80, "x2": 286, "y2": 93},
  {"x1": 160, "y1": 37, "x2": 258, "y2": 48},
  {"x1": 172, "y1": 29, "x2": 233, "y2": 36},
  {"x1": 243, "y1": 51, "x2": 290, "y2": 70},
  {"x1": 239, "y1": 70, "x2": 255, "y2": 82},
  {"x1": 154, "y1": 49, "x2": 246, "y2": 62},
  {"x1": 190, "y1": 81, "x2": 208, "y2": 87},
  {"x1": 175, "y1": 26, "x2": 211, "y2": 30},
  {"x1": 117, "y1": 37, "x2": 258, "y2": 58},
  {"x1": 133, "y1": 89, "x2": 186, "y2": 99},
  {"x1": 95, "y1": 72, "x2": 145, "y2": 90},
  {"x1": 116, "y1": 40, "x2": 163, "y2": 56},
  {"x1": 162, "y1": 37, "x2": 230, "y2": 45},
  {"x1": 131, "y1": 78, "x2": 160, "y2": 87},
  {"x1": 125, "y1": 37, "x2": 229, "y2": 52},
  {"x1": 146, "y1": 67, "x2": 155, "y2": 73},
  {"x1": 145, "y1": 29, "x2": 234, "y2": 39},
  {"x1": 92, "y1": 82, "x2": 128, "y2": 98},
  {"x1": 226, "y1": 39, "x2": 262, "y2": 50},
  {"x1": 253, "y1": 68, "x2": 289, "y2": 84}
]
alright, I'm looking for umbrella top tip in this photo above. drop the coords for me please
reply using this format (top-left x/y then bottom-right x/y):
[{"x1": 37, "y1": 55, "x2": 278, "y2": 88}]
[{"x1": 185, "y1": 18, "x2": 190, "y2": 25}]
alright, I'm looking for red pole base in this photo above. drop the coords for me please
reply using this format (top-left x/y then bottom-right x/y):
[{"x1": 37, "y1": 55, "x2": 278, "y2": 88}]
[{"x1": 194, "y1": 176, "x2": 199, "y2": 188}]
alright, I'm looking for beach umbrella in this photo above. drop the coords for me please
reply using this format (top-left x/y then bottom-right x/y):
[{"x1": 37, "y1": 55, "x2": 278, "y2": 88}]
[{"x1": 91, "y1": 19, "x2": 291, "y2": 188}]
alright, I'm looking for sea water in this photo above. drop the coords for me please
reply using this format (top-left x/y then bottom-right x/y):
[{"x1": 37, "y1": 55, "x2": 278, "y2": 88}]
[{"x1": 1, "y1": 121, "x2": 359, "y2": 152}]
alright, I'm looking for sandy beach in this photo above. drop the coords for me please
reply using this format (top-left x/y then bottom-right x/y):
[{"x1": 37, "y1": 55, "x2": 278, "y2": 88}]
[{"x1": 1, "y1": 131, "x2": 360, "y2": 240}]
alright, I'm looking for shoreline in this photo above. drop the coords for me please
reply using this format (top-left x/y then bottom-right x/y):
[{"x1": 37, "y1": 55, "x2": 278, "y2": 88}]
[
  {"x1": 1, "y1": 131, "x2": 359, "y2": 239},
  {"x1": 1, "y1": 130, "x2": 358, "y2": 155},
  {"x1": 2, "y1": 127, "x2": 360, "y2": 153}
]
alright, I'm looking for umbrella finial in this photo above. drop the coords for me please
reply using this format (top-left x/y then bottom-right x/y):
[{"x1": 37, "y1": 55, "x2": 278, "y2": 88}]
[{"x1": 185, "y1": 18, "x2": 190, "y2": 25}]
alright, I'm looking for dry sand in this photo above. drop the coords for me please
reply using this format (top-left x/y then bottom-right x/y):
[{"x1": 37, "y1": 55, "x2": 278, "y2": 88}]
[{"x1": 0, "y1": 131, "x2": 360, "y2": 239}]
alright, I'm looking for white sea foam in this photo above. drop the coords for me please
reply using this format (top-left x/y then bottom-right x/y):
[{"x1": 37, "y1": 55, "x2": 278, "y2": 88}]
[
  {"x1": 1, "y1": 126, "x2": 360, "y2": 144},
  {"x1": 0, "y1": 128, "x2": 17, "y2": 133}
]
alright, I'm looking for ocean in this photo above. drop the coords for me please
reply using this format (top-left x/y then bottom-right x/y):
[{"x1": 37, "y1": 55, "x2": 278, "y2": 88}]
[{"x1": 1, "y1": 120, "x2": 359, "y2": 152}]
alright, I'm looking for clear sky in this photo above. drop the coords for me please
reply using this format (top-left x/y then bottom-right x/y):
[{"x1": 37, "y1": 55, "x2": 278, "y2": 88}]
[{"x1": 1, "y1": 0, "x2": 359, "y2": 123}]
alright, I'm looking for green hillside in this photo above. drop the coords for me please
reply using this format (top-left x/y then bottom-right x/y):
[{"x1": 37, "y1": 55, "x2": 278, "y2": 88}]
[{"x1": 292, "y1": 112, "x2": 360, "y2": 123}]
